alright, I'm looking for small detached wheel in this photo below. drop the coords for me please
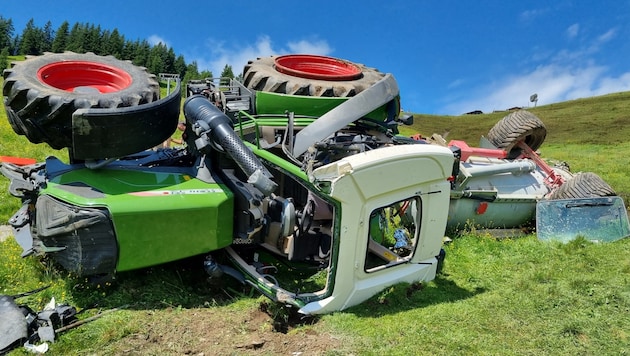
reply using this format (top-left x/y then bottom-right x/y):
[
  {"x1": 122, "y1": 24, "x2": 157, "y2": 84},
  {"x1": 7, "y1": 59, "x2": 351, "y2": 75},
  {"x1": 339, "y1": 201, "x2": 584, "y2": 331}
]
[
  {"x1": 548, "y1": 172, "x2": 616, "y2": 200},
  {"x1": 487, "y1": 110, "x2": 547, "y2": 159}
]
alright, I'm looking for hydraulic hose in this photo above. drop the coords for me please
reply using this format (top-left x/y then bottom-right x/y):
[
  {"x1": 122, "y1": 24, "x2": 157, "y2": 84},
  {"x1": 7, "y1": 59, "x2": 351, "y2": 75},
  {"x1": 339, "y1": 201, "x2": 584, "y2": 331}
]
[{"x1": 183, "y1": 95, "x2": 277, "y2": 196}]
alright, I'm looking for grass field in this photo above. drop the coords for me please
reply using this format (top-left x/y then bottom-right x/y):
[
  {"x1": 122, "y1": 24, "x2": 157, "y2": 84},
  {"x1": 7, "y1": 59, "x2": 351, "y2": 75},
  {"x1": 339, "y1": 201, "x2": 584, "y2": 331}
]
[{"x1": 1, "y1": 79, "x2": 629, "y2": 354}]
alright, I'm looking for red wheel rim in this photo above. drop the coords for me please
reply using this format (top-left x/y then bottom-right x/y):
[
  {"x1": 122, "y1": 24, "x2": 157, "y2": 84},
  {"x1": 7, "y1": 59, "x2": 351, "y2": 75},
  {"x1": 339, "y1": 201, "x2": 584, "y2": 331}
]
[
  {"x1": 37, "y1": 61, "x2": 133, "y2": 93},
  {"x1": 274, "y1": 54, "x2": 362, "y2": 81}
]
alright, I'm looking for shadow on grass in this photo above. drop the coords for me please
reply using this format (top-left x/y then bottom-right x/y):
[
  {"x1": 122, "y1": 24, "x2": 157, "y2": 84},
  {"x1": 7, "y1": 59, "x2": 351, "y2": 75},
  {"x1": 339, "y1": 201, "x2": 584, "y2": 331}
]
[
  {"x1": 1, "y1": 230, "x2": 486, "y2": 327},
  {"x1": 3, "y1": 234, "x2": 483, "y2": 319},
  {"x1": 344, "y1": 274, "x2": 486, "y2": 318},
  {"x1": 61, "y1": 254, "x2": 483, "y2": 319},
  {"x1": 65, "y1": 254, "x2": 253, "y2": 311}
]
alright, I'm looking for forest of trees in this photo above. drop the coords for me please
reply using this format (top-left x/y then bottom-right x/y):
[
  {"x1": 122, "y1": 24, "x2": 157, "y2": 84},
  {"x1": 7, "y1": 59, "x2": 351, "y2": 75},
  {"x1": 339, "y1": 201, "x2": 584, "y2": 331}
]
[{"x1": 0, "y1": 16, "x2": 237, "y2": 83}]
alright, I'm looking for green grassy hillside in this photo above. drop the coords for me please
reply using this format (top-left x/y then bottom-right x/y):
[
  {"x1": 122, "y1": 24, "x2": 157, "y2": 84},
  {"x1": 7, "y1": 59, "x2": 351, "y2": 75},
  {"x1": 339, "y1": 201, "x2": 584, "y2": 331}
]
[{"x1": 406, "y1": 91, "x2": 630, "y2": 145}]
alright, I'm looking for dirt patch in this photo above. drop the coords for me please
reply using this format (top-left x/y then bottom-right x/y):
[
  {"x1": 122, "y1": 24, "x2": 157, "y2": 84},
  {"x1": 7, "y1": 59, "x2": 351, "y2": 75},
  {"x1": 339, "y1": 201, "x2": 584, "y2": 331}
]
[
  {"x1": 107, "y1": 302, "x2": 343, "y2": 355},
  {"x1": 0, "y1": 225, "x2": 12, "y2": 242}
]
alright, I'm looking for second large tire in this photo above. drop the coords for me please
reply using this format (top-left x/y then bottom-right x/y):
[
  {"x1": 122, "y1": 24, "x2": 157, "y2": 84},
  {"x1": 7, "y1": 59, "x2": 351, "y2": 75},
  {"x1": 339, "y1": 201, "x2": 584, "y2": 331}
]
[
  {"x1": 487, "y1": 110, "x2": 547, "y2": 159},
  {"x1": 548, "y1": 172, "x2": 616, "y2": 199},
  {"x1": 242, "y1": 54, "x2": 386, "y2": 97},
  {"x1": 3, "y1": 52, "x2": 160, "y2": 150}
]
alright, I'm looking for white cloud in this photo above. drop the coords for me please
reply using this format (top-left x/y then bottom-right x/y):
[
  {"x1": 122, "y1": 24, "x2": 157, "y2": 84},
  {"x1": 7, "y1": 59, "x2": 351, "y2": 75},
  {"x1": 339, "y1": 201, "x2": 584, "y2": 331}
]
[
  {"x1": 187, "y1": 35, "x2": 332, "y2": 78},
  {"x1": 447, "y1": 78, "x2": 465, "y2": 89},
  {"x1": 148, "y1": 35, "x2": 169, "y2": 47},
  {"x1": 597, "y1": 28, "x2": 616, "y2": 43},
  {"x1": 286, "y1": 39, "x2": 332, "y2": 55},
  {"x1": 440, "y1": 63, "x2": 630, "y2": 114},
  {"x1": 439, "y1": 28, "x2": 628, "y2": 115},
  {"x1": 566, "y1": 24, "x2": 579, "y2": 39},
  {"x1": 519, "y1": 8, "x2": 548, "y2": 22}
]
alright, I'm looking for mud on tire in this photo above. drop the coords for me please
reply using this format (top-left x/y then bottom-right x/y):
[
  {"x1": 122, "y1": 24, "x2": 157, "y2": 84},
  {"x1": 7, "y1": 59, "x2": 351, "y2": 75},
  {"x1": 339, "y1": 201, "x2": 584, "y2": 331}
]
[
  {"x1": 548, "y1": 172, "x2": 616, "y2": 200},
  {"x1": 3, "y1": 52, "x2": 160, "y2": 150},
  {"x1": 242, "y1": 54, "x2": 386, "y2": 97},
  {"x1": 487, "y1": 110, "x2": 547, "y2": 159}
]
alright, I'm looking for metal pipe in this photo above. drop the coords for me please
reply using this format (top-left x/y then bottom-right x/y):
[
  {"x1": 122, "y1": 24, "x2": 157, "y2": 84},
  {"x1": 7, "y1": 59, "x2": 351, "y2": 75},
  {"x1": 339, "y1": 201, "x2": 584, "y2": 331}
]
[{"x1": 462, "y1": 160, "x2": 537, "y2": 178}]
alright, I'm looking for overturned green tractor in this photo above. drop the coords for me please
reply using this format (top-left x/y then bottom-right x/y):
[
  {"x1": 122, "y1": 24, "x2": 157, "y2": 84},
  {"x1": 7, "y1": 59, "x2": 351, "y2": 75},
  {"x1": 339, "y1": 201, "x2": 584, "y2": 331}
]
[
  {"x1": 1, "y1": 52, "x2": 627, "y2": 316},
  {"x1": 2, "y1": 53, "x2": 452, "y2": 314}
]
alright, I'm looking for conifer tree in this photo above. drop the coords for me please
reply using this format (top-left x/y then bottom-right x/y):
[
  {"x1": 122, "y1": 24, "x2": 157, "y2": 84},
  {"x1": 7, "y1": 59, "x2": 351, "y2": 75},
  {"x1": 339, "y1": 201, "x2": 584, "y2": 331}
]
[
  {"x1": 0, "y1": 16, "x2": 15, "y2": 53},
  {"x1": 51, "y1": 21, "x2": 69, "y2": 53},
  {"x1": 66, "y1": 22, "x2": 86, "y2": 53},
  {"x1": 174, "y1": 55, "x2": 187, "y2": 78},
  {"x1": 107, "y1": 29, "x2": 124, "y2": 58},
  {"x1": 19, "y1": 18, "x2": 42, "y2": 55},
  {"x1": 42, "y1": 21, "x2": 53, "y2": 52},
  {"x1": 220, "y1": 64, "x2": 235, "y2": 79},
  {"x1": 0, "y1": 47, "x2": 9, "y2": 70}
]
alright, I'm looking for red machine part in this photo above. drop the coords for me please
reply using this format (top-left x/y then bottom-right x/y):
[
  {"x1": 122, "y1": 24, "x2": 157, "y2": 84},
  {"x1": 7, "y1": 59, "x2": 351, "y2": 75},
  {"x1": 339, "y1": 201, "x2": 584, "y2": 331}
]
[
  {"x1": 447, "y1": 139, "x2": 565, "y2": 189},
  {"x1": 274, "y1": 54, "x2": 363, "y2": 81},
  {"x1": 37, "y1": 60, "x2": 133, "y2": 93},
  {"x1": 448, "y1": 139, "x2": 507, "y2": 161},
  {"x1": 476, "y1": 202, "x2": 488, "y2": 215},
  {"x1": 0, "y1": 156, "x2": 37, "y2": 166},
  {"x1": 517, "y1": 141, "x2": 565, "y2": 188}
]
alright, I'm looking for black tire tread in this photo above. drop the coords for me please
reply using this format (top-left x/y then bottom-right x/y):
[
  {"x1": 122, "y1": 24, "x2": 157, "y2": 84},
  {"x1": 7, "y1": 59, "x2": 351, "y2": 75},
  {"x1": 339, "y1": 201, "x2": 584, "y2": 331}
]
[
  {"x1": 2, "y1": 52, "x2": 159, "y2": 149},
  {"x1": 548, "y1": 172, "x2": 616, "y2": 199},
  {"x1": 487, "y1": 110, "x2": 547, "y2": 159},
  {"x1": 241, "y1": 55, "x2": 385, "y2": 97}
]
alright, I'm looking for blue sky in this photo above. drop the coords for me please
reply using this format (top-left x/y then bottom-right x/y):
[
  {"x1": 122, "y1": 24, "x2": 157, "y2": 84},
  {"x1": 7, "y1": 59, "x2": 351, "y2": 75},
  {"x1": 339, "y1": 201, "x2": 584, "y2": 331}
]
[{"x1": 4, "y1": 1, "x2": 630, "y2": 115}]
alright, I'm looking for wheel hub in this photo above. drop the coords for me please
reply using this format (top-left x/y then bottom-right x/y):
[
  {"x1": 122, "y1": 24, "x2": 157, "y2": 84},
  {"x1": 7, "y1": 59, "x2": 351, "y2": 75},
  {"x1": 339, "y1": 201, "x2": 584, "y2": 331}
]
[
  {"x1": 274, "y1": 54, "x2": 362, "y2": 81},
  {"x1": 37, "y1": 61, "x2": 133, "y2": 93}
]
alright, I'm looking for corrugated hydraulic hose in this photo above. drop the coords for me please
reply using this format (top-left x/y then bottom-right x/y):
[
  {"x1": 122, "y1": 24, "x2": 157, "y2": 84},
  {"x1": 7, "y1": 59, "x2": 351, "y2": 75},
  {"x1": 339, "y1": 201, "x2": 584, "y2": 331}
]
[{"x1": 183, "y1": 95, "x2": 277, "y2": 196}]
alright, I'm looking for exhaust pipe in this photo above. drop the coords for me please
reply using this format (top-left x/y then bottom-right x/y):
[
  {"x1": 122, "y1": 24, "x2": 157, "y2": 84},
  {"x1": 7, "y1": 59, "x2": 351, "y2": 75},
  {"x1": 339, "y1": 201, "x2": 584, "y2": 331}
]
[{"x1": 184, "y1": 95, "x2": 277, "y2": 196}]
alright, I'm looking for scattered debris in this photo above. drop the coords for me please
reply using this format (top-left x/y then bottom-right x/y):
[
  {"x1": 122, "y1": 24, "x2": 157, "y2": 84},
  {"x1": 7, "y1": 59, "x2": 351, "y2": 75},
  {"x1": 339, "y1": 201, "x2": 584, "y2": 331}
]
[{"x1": 0, "y1": 285, "x2": 127, "y2": 354}]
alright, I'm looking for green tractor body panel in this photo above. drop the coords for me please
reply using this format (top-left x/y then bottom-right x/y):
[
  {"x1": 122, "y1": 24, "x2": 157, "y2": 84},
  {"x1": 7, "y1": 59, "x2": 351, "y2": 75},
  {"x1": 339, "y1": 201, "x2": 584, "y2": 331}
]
[
  {"x1": 254, "y1": 90, "x2": 397, "y2": 121},
  {"x1": 42, "y1": 166, "x2": 234, "y2": 271}
]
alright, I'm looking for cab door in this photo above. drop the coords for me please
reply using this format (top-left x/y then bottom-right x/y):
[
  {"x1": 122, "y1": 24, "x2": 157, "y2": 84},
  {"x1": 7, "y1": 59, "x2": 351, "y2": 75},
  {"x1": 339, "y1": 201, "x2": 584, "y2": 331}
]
[{"x1": 300, "y1": 144, "x2": 453, "y2": 314}]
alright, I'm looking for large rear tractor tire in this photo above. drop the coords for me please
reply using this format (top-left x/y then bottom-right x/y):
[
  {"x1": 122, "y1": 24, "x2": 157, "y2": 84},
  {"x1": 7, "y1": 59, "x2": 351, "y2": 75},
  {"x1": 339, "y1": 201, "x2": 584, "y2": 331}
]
[
  {"x1": 487, "y1": 110, "x2": 547, "y2": 159},
  {"x1": 3, "y1": 52, "x2": 160, "y2": 150},
  {"x1": 548, "y1": 172, "x2": 616, "y2": 199},
  {"x1": 242, "y1": 54, "x2": 386, "y2": 97}
]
